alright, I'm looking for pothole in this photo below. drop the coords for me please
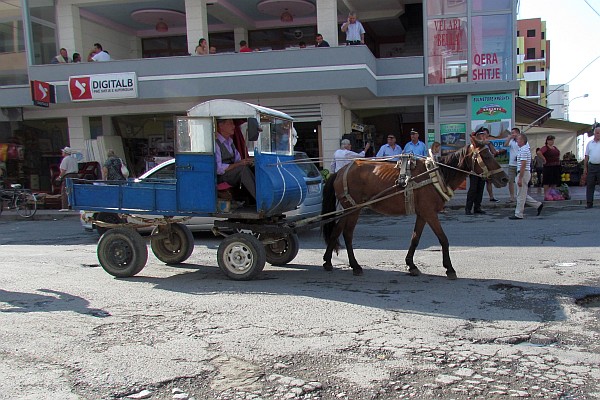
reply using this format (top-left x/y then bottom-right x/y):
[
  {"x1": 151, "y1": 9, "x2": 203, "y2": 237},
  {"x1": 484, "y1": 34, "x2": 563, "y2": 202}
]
[
  {"x1": 575, "y1": 294, "x2": 600, "y2": 308},
  {"x1": 489, "y1": 283, "x2": 525, "y2": 291}
]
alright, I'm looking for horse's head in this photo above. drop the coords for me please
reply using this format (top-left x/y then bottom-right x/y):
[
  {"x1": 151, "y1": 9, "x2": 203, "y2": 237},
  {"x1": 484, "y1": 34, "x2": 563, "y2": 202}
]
[{"x1": 468, "y1": 135, "x2": 509, "y2": 188}]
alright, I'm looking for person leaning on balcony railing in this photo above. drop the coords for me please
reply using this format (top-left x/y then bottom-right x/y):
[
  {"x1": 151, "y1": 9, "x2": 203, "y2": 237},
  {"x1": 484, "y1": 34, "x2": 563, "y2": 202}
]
[
  {"x1": 195, "y1": 38, "x2": 208, "y2": 55},
  {"x1": 315, "y1": 33, "x2": 330, "y2": 48},
  {"x1": 88, "y1": 43, "x2": 111, "y2": 62},
  {"x1": 341, "y1": 11, "x2": 365, "y2": 45},
  {"x1": 51, "y1": 48, "x2": 72, "y2": 64}
]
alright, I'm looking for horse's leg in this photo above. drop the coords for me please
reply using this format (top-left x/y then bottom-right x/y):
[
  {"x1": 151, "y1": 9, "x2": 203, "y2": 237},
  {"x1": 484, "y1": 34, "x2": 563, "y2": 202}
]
[
  {"x1": 426, "y1": 214, "x2": 457, "y2": 280},
  {"x1": 323, "y1": 216, "x2": 347, "y2": 271},
  {"x1": 406, "y1": 215, "x2": 426, "y2": 276},
  {"x1": 341, "y1": 211, "x2": 362, "y2": 276}
]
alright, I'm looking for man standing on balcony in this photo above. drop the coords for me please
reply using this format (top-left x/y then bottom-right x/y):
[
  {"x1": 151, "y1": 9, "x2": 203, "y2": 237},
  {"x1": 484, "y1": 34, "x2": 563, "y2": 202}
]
[
  {"x1": 341, "y1": 11, "x2": 365, "y2": 45},
  {"x1": 88, "y1": 43, "x2": 111, "y2": 62}
]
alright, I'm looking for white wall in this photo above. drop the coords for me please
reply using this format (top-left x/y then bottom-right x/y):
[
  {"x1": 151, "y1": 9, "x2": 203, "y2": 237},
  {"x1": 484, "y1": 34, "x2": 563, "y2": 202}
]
[{"x1": 82, "y1": 19, "x2": 140, "y2": 60}]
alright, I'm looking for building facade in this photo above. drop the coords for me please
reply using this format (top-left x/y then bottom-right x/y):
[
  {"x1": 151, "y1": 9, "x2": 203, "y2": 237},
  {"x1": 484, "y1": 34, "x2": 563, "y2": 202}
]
[
  {"x1": 516, "y1": 18, "x2": 550, "y2": 107},
  {"x1": 0, "y1": 0, "x2": 519, "y2": 192}
]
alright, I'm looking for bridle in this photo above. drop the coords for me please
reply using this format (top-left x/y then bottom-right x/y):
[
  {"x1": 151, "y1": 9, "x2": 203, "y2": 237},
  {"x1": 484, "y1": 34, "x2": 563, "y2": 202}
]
[{"x1": 470, "y1": 145, "x2": 504, "y2": 180}]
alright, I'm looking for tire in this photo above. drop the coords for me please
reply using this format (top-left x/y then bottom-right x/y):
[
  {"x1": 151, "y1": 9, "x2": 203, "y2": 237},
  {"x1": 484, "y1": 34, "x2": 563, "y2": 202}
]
[
  {"x1": 265, "y1": 233, "x2": 300, "y2": 266},
  {"x1": 16, "y1": 192, "x2": 37, "y2": 218},
  {"x1": 217, "y1": 233, "x2": 266, "y2": 280},
  {"x1": 95, "y1": 212, "x2": 123, "y2": 236},
  {"x1": 150, "y1": 223, "x2": 194, "y2": 264},
  {"x1": 97, "y1": 228, "x2": 148, "y2": 277}
]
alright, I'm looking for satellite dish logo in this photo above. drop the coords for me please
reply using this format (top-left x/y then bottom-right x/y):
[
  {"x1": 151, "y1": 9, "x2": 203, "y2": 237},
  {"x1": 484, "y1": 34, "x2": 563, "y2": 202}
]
[{"x1": 69, "y1": 76, "x2": 92, "y2": 100}]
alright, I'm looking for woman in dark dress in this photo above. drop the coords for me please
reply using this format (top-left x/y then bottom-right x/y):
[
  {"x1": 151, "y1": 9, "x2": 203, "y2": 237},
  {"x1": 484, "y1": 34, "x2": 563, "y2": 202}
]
[{"x1": 537, "y1": 136, "x2": 561, "y2": 200}]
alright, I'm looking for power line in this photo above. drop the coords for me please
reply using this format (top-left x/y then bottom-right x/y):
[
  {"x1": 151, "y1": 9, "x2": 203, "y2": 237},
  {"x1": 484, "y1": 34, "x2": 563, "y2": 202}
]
[
  {"x1": 584, "y1": 0, "x2": 600, "y2": 18},
  {"x1": 546, "y1": 54, "x2": 600, "y2": 96}
]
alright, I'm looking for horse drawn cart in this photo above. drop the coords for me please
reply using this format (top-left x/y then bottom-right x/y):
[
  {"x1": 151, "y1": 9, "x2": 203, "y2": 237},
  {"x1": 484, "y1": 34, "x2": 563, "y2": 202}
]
[{"x1": 67, "y1": 99, "x2": 313, "y2": 280}]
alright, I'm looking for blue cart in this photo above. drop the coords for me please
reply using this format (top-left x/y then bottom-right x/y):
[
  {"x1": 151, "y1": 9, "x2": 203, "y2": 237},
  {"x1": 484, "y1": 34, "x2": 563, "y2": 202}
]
[{"x1": 68, "y1": 100, "x2": 309, "y2": 280}]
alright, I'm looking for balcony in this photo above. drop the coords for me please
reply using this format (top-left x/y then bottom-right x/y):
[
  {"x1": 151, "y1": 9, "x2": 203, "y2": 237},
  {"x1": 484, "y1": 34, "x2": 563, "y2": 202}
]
[{"x1": 3, "y1": 46, "x2": 518, "y2": 111}]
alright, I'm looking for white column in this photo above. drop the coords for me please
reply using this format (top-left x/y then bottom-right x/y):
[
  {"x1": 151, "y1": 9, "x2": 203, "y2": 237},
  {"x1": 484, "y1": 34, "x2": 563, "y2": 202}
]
[
  {"x1": 67, "y1": 116, "x2": 90, "y2": 158},
  {"x1": 234, "y1": 27, "x2": 248, "y2": 52},
  {"x1": 55, "y1": 1, "x2": 83, "y2": 58},
  {"x1": 316, "y1": 0, "x2": 339, "y2": 47},
  {"x1": 185, "y1": 0, "x2": 209, "y2": 55},
  {"x1": 321, "y1": 100, "x2": 345, "y2": 170}
]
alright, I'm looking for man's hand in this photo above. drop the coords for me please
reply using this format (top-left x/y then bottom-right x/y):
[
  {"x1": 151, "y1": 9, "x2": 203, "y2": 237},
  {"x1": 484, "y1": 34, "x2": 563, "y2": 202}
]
[{"x1": 364, "y1": 142, "x2": 371, "y2": 152}]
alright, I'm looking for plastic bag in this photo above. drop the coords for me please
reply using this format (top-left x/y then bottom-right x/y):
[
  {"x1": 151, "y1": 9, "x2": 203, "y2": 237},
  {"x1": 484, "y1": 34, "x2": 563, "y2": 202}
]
[{"x1": 120, "y1": 159, "x2": 130, "y2": 178}]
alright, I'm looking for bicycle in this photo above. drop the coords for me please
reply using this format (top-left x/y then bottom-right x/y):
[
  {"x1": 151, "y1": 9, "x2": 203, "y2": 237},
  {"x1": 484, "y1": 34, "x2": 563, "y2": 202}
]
[{"x1": 0, "y1": 184, "x2": 37, "y2": 218}]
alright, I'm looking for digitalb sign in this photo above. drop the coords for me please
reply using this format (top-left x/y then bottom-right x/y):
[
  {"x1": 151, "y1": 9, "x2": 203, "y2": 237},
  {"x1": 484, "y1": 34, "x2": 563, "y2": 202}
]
[
  {"x1": 31, "y1": 80, "x2": 55, "y2": 107},
  {"x1": 69, "y1": 72, "x2": 138, "y2": 102}
]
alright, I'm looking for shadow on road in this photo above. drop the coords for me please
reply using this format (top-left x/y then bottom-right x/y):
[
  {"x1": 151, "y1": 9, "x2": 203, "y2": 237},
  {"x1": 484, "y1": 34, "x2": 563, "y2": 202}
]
[
  {"x1": 0, "y1": 288, "x2": 110, "y2": 318},
  {"x1": 125, "y1": 263, "x2": 598, "y2": 324}
]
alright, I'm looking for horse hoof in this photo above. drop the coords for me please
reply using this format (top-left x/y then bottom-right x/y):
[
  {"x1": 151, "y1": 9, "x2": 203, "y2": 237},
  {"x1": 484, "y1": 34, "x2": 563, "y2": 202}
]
[
  {"x1": 352, "y1": 268, "x2": 363, "y2": 276},
  {"x1": 447, "y1": 272, "x2": 458, "y2": 280},
  {"x1": 408, "y1": 268, "x2": 421, "y2": 276},
  {"x1": 323, "y1": 262, "x2": 333, "y2": 271}
]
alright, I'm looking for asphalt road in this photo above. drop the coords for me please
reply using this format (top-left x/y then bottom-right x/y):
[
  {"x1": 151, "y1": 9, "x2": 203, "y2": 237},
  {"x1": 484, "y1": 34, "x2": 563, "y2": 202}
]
[{"x1": 0, "y1": 205, "x2": 599, "y2": 399}]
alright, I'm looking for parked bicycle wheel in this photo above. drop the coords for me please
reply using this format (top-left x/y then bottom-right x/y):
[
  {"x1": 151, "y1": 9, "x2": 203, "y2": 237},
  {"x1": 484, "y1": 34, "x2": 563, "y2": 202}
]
[{"x1": 16, "y1": 191, "x2": 37, "y2": 218}]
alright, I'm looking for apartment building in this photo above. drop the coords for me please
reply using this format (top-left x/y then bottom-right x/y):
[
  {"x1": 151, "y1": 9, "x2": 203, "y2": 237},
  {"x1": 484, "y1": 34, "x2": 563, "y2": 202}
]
[
  {"x1": 0, "y1": 0, "x2": 518, "y2": 192},
  {"x1": 516, "y1": 18, "x2": 550, "y2": 106}
]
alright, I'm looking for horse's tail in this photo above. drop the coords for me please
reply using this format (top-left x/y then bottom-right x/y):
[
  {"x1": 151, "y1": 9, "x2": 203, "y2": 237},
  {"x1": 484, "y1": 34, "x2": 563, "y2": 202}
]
[{"x1": 321, "y1": 172, "x2": 340, "y2": 253}]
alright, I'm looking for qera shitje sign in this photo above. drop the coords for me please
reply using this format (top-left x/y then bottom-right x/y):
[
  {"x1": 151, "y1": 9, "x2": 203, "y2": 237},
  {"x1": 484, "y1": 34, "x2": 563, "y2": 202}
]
[{"x1": 69, "y1": 72, "x2": 138, "y2": 101}]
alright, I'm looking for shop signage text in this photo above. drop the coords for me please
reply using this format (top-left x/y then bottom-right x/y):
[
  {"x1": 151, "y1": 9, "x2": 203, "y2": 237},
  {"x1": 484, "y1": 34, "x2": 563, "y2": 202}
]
[{"x1": 69, "y1": 72, "x2": 138, "y2": 101}]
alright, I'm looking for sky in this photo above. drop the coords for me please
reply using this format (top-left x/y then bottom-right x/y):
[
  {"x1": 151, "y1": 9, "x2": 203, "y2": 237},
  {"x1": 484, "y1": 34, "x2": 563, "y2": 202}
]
[{"x1": 517, "y1": 0, "x2": 600, "y2": 124}]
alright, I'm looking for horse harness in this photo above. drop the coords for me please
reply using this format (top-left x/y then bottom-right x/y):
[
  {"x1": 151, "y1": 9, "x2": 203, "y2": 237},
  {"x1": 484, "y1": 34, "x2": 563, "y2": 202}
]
[{"x1": 338, "y1": 145, "x2": 502, "y2": 215}]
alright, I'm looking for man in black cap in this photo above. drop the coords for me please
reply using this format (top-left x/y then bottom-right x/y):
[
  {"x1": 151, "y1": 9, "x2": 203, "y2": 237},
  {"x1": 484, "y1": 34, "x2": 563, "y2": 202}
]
[{"x1": 465, "y1": 127, "x2": 488, "y2": 215}]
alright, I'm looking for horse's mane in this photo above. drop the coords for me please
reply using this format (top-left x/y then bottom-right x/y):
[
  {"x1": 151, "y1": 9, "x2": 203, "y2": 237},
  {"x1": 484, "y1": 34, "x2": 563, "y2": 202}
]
[{"x1": 438, "y1": 144, "x2": 470, "y2": 182}]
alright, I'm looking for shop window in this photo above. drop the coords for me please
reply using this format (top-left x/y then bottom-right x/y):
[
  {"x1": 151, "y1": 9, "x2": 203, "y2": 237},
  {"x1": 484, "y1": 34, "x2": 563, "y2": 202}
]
[
  {"x1": 427, "y1": 17, "x2": 468, "y2": 84},
  {"x1": 142, "y1": 36, "x2": 188, "y2": 58},
  {"x1": 427, "y1": 0, "x2": 466, "y2": 16},
  {"x1": 471, "y1": 15, "x2": 513, "y2": 82},
  {"x1": 472, "y1": 0, "x2": 511, "y2": 12},
  {"x1": 439, "y1": 96, "x2": 467, "y2": 118}
]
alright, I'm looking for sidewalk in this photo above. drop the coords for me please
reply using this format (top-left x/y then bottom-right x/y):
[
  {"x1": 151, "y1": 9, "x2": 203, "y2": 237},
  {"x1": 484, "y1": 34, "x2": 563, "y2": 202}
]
[
  {"x1": 446, "y1": 183, "x2": 591, "y2": 211},
  {"x1": 0, "y1": 185, "x2": 595, "y2": 222}
]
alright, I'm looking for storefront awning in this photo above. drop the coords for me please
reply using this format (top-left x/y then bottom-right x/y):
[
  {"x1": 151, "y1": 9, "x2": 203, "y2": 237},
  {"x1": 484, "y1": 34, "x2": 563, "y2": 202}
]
[
  {"x1": 538, "y1": 119, "x2": 593, "y2": 136},
  {"x1": 515, "y1": 97, "x2": 553, "y2": 127}
]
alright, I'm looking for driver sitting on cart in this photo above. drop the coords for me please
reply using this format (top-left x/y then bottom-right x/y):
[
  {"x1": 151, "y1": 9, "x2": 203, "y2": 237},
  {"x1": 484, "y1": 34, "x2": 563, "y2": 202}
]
[{"x1": 215, "y1": 118, "x2": 256, "y2": 202}]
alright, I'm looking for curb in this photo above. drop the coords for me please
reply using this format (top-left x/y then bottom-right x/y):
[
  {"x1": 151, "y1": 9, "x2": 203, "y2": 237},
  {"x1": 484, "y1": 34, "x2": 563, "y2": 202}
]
[{"x1": 0, "y1": 211, "x2": 80, "y2": 221}]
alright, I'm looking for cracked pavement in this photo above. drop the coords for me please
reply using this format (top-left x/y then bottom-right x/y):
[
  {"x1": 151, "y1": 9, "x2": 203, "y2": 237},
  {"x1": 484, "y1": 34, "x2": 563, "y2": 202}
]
[{"x1": 0, "y1": 206, "x2": 599, "y2": 399}]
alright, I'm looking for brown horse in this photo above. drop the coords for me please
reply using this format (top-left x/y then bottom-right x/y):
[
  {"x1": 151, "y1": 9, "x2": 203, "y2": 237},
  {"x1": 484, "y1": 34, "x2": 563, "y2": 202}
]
[{"x1": 321, "y1": 136, "x2": 508, "y2": 279}]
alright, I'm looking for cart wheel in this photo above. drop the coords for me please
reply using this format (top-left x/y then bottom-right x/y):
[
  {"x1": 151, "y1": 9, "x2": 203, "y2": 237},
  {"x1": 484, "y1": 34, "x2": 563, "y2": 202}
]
[
  {"x1": 95, "y1": 212, "x2": 123, "y2": 236},
  {"x1": 97, "y1": 228, "x2": 148, "y2": 277},
  {"x1": 16, "y1": 192, "x2": 37, "y2": 218},
  {"x1": 265, "y1": 233, "x2": 300, "y2": 266},
  {"x1": 150, "y1": 223, "x2": 194, "y2": 264},
  {"x1": 217, "y1": 233, "x2": 266, "y2": 280}
]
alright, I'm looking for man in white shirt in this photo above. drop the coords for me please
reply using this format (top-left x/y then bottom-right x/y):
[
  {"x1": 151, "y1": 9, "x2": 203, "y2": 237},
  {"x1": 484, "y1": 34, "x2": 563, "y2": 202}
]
[
  {"x1": 509, "y1": 133, "x2": 543, "y2": 219},
  {"x1": 88, "y1": 43, "x2": 111, "y2": 62},
  {"x1": 330, "y1": 139, "x2": 370, "y2": 173},
  {"x1": 504, "y1": 127, "x2": 520, "y2": 202},
  {"x1": 341, "y1": 11, "x2": 365, "y2": 45},
  {"x1": 58, "y1": 147, "x2": 79, "y2": 211},
  {"x1": 583, "y1": 126, "x2": 600, "y2": 208}
]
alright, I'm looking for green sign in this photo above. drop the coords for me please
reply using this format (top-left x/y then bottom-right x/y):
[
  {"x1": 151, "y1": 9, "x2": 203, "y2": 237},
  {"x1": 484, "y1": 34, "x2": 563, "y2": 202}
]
[{"x1": 471, "y1": 93, "x2": 512, "y2": 120}]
